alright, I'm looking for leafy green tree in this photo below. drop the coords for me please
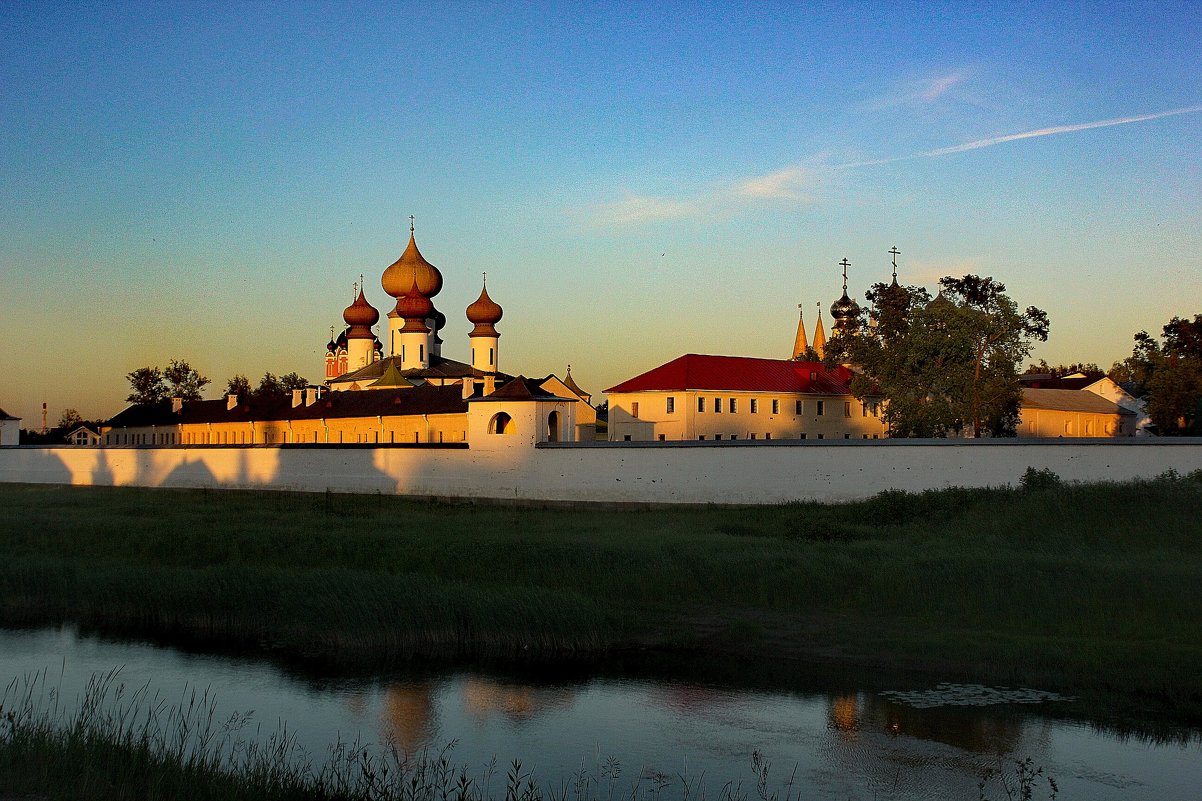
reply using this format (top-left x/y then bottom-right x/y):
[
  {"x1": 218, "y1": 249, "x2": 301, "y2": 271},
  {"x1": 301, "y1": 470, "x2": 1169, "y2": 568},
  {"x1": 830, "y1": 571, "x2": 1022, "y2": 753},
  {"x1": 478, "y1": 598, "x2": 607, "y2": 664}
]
[
  {"x1": 279, "y1": 372, "x2": 309, "y2": 392},
  {"x1": 828, "y1": 275, "x2": 1049, "y2": 438},
  {"x1": 126, "y1": 367, "x2": 167, "y2": 405},
  {"x1": 163, "y1": 359, "x2": 210, "y2": 401},
  {"x1": 224, "y1": 374, "x2": 252, "y2": 398},
  {"x1": 252, "y1": 372, "x2": 285, "y2": 400},
  {"x1": 57, "y1": 408, "x2": 83, "y2": 429},
  {"x1": 1122, "y1": 315, "x2": 1202, "y2": 435}
]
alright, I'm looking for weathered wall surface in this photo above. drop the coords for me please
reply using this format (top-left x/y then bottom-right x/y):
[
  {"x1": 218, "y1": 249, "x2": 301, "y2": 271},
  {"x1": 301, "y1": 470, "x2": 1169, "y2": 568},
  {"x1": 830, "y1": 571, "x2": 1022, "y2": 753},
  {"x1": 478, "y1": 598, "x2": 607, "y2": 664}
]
[{"x1": 2, "y1": 440, "x2": 1201, "y2": 505}]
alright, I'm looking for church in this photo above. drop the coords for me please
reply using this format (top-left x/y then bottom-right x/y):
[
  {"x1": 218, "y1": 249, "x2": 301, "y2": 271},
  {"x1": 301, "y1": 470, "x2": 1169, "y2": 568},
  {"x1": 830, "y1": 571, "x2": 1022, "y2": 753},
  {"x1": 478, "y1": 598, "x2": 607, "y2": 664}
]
[{"x1": 102, "y1": 225, "x2": 596, "y2": 447}]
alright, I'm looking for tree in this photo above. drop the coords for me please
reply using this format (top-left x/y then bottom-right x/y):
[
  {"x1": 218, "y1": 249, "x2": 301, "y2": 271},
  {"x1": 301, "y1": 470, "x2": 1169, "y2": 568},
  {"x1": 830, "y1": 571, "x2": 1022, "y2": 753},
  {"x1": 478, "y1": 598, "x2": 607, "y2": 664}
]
[
  {"x1": 163, "y1": 359, "x2": 210, "y2": 401},
  {"x1": 57, "y1": 408, "x2": 83, "y2": 429},
  {"x1": 252, "y1": 372, "x2": 285, "y2": 400},
  {"x1": 279, "y1": 372, "x2": 309, "y2": 392},
  {"x1": 225, "y1": 374, "x2": 252, "y2": 399},
  {"x1": 1024, "y1": 360, "x2": 1102, "y2": 378},
  {"x1": 126, "y1": 367, "x2": 167, "y2": 405},
  {"x1": 1120, "y1": 315, "x2": 1202, "y2": 435},
  {"x1": 827, "y1": 275, "x2": 1049, "y2": 438}
]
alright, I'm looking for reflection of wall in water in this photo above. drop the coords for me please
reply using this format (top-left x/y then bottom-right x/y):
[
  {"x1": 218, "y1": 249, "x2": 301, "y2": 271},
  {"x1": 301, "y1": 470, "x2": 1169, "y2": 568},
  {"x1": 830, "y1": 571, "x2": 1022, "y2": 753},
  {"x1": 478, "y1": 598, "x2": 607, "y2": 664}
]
[
  {"x1": 826, "y1": 692, "x2": 1029, "y2": 753},
  {"x1": 381, "y1": 683, "x2": 438, "y2": 755},
  {"x1": 461, "y1": 678, "x2": 575, "y2": 722}
]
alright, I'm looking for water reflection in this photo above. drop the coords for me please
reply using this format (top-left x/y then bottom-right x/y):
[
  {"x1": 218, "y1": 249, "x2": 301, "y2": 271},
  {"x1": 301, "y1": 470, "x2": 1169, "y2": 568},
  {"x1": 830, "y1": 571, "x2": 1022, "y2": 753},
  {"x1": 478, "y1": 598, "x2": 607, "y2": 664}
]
[{"x1": 2, "y1": 626, "x2": 1199, "y2": 801}]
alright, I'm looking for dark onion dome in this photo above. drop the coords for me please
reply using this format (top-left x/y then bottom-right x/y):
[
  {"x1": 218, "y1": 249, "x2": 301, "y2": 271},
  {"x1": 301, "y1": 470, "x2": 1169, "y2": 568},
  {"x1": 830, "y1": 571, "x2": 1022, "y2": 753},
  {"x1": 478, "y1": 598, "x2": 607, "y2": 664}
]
[
  {"x1": 830, "y1": 292, "x2": 861, "y2": 322},
  {"x1": 431, "y1": 305, "x2": 446, "y2": 332},
  {"x1": 466, "y1": 282, "x2": 503, "y2": 337},
  {"x1": 881, "y1": 276, "x2": 908, "y2": 303},
  {"x1": 927, "y1": 289, "x2": 954, "y2": 310},
  {"x1": 396, "y1": 278, "x2": 433, "y2": 332},
  {"x1": 343, "y1": 288, "x2": 380, "y2": 338},
  {"x1": 381, "y1": 232, "x2": 443, "y2": 299},
  {"x1": 335, "y1": 328, "x2": 349, "y2": 350},
  {"x1": 326, "y1": 337, "x2": 338, "y2": 354}
]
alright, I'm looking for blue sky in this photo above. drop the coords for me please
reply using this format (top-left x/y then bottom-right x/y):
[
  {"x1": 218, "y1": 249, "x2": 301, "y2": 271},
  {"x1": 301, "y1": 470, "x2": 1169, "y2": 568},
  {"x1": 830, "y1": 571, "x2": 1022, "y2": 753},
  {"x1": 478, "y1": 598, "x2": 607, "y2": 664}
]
[{"x1": 2, "y1": 1, "x2": 1200, "y2": 423}]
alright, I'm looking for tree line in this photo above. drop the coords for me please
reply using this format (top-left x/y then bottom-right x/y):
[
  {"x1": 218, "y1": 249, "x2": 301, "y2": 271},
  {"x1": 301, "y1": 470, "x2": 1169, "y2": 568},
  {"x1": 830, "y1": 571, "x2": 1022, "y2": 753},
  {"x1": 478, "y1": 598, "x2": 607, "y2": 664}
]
[{"x1": 125, "y1": 361, "x2": 309, "y2": 405}]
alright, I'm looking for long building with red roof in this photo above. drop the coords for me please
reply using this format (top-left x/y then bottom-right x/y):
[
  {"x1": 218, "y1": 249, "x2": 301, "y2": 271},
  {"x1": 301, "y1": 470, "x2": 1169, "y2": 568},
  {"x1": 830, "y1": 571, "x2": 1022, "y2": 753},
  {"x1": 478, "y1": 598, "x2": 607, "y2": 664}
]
[{"x1": 605, "y1": 354, "x2": 887, "y2": 442}]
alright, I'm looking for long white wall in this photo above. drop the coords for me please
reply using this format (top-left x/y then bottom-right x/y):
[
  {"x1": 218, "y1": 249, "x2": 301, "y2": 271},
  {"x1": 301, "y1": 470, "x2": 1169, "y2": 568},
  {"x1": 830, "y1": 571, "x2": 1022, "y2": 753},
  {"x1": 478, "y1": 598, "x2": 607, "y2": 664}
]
[{"x1": 2, "y1": 440, "x2": 1201, "y2": 505}]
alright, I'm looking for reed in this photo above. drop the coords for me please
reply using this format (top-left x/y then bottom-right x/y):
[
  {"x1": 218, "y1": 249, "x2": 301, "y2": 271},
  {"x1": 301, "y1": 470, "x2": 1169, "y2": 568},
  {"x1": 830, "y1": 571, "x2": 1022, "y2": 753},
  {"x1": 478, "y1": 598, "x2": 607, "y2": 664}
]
[{"x1": 1, "y1": 473, "x2": 1201, "y2": 709}]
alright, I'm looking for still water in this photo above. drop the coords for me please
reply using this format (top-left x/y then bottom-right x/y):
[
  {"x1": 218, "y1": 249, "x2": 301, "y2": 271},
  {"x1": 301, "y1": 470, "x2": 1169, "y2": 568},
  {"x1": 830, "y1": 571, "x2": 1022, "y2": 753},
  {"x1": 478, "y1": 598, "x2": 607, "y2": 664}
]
[{"x1": 2, "y1": 626, "x2": 1199, "y2": 800}]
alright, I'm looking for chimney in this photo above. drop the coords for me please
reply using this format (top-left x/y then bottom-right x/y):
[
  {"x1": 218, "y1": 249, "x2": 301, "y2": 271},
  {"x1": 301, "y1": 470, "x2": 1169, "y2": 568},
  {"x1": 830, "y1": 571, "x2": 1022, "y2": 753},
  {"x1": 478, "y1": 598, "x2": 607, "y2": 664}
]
[
  {"x1": 227, "y1": 394, "x2": 239, "y2": 411},
  {"x1": 305, "y1": 387, "x2": 319, "y2": 406},
  {"x1": 461, "y1": 380, "x2": 475, "y2": 400},
  {"x1": 483, "y1": 375, "x2": 496, "y2": 396},
  {"x1": 291, "y1": 389, "x2": 303, "y2": 407},
  {"x1": 171, "y1": 397, "x2": 183, "y2": 414}
]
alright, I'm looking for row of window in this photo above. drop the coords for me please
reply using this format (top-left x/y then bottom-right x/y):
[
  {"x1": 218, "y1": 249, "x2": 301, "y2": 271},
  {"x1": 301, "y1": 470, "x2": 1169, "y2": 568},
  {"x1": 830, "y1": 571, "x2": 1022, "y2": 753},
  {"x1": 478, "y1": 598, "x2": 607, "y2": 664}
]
[{"x1": 691, "y1": 433, "x2": 882, "y2": 441}]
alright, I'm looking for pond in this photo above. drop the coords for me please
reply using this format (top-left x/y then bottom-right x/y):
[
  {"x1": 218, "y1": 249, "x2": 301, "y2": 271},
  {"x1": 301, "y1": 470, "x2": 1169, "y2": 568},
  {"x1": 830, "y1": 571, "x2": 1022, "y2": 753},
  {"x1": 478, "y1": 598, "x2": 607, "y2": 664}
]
[{"x1": 2, "y1": 626, "x2": 1198, "y2": 800}]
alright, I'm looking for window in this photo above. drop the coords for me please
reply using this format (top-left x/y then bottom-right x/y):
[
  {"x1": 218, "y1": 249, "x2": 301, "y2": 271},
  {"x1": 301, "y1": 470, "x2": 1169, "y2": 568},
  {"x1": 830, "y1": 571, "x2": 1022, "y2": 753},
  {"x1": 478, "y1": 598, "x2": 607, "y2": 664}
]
[
  {"x1": 862, "y1": 403, "x2": 868, "y2": 417},
  {"x1": 800, "y1": 433, "x2": 807, "y2": 440},
  {"x1": 698, "y1": 397, "x2": 706, "y2": 412},
  {"x1": 817, "y1": 401, "x2": 825, "y2": 416},
  {"x1": 749, "y1": 433, "x2": 756, "y2": 440},
  {"x1": 715, "y1": 398, "x2": 722, "y2": 413},
  {"x1": 844, "y1": 433, "x2": 851, "y2": 439},
  {"x1": 658, "y1": 434, "x2": 666, "y2": 441},
  {"x1": 698, "y1": 435, "x2": 706, "y2": 440},
  {"x1": 666, "y1": 396, "x2": 675, "y2": 414},
  {"x1": 729, "y1": 398, "x2": 737, "y2": 413},
  {"x1": 489, "y1": 412, "x2": 512, "y2": 434},
  {"x1": 771, "y1": 399, "x2": 779, "y2": 414},
  {"x1": 863, "y1": 434, "x2": 869, "y2": 439},
  {"x1": 623, "y1": 435, "x2": 631, "y2": 441},
  {"x1": 765, "y1": 433, "x2": 772, "y2": 440},
  {"x1": 489, "y1": 347, "x2": 494, "y2": 366},
  {"x1": 632, "y1": 402, "x2": 640, "y2": 418},
  {"x1": 795, "y1": 400, "x2": 803, "y2": 415},
  {"x1": 844, "y1": 401, "x2": 852, "y2": 417},
  {"x1": 750, "y1": 399, "x2": 758, "y2": 414},
  {"x1": 817, "y1": 433, "x2": 824, "y2": 440},
  {"x1": 715, "y1": 434, "x2": 722, "y2": 440}
]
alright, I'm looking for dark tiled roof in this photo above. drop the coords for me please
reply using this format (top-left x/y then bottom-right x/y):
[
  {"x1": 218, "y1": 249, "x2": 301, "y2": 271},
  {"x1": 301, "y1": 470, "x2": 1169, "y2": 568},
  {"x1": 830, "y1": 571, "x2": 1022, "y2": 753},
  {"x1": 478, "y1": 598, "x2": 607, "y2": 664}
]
[
  {"x1": 332, "y1": 355, "x2": 512, "y2": 386},
  {"x1": 472, "y1": 376, "x2": 574, "y2": 403},
  {"x1": 605, "y1": 354, "x2": 855, "y2": 395},
  {"x1": 1021, "y1": 388, "x2": 1135, "y2": 415},
  {"x1": 0, "y1": 407, "x2": 20, "y2": 420},
  {"x1": 1019, "y1": 375, "x2": 1098, "y2": 390},
  {"x1": 107, "y1": 385, "x2": 469, "y2": 428}
]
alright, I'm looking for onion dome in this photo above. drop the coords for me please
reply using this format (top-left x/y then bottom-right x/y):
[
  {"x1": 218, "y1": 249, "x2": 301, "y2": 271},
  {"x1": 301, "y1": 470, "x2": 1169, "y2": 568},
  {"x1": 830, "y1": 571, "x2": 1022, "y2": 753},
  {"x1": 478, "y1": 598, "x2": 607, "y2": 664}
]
[
  {"x1": 830, "y1": 292, "x2": 861, "y2": 321},
  {"x1": 927, "y1": 290, "x2": 953, "y2": 310},
  {"x1": 466, "y1": 281, "x2": 503, "y2": 337},
  {"x1": 326, "y1": 336, "x2": 338, "y2": 354},
  {"x1": 343, "y1": 289, "x2": 379, "y2": 338},
  {"x1": 381, "y1": 231, "x2": 443, "y2": 299},
  {"x1": 396, "y1": 278, "x2": 433, "y2": 332},
  {"x1": 335, "y1": 328, "x2": 349, "y2": 350}
]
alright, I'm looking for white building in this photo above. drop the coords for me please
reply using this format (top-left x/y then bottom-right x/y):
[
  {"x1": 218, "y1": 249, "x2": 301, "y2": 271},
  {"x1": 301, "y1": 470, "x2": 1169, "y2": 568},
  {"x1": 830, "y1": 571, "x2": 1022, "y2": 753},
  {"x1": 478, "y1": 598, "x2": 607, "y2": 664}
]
[{"x1": 0, "y1": 407, "x2": 19, "y2": 447}]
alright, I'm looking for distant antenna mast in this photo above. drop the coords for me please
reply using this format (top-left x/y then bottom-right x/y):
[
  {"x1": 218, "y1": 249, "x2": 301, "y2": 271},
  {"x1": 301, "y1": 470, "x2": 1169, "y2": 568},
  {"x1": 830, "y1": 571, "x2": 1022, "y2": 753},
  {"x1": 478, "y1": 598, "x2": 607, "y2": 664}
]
[{"x1": 41, "y1": 402, "x2": 48, "y2": 434}]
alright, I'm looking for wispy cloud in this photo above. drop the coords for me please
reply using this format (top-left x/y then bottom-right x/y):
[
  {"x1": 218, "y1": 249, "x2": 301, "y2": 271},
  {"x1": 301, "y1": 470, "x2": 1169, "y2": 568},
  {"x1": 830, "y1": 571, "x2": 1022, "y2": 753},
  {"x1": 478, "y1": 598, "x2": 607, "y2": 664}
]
[
  {"x1": 838, "y1": 105, "x2": 1202, "y2": 168},
  {"x1": 587, "y1": 166, "x2": 815, "y2": 227},
  {"x1": 863, "y1": 70, "x2": 969, "y2": 110}
]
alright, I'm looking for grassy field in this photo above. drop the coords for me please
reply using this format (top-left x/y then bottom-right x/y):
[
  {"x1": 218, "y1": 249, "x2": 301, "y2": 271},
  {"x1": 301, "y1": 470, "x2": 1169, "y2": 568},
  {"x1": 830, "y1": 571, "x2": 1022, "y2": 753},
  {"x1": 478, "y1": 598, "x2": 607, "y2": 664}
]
[{"x1": 1, "y1": 472, "x2": 1201, "y2": 716}]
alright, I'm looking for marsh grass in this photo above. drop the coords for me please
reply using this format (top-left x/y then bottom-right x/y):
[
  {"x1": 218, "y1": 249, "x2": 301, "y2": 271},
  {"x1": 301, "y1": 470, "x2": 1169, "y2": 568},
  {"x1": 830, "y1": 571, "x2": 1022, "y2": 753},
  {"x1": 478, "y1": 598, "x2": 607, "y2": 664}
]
[
  {"x1": 0, "y1": 670, "x2": 807, "y2": 801},
  {"x1": 2, "y1": 474, "x2": 1201, "y2": 707}
]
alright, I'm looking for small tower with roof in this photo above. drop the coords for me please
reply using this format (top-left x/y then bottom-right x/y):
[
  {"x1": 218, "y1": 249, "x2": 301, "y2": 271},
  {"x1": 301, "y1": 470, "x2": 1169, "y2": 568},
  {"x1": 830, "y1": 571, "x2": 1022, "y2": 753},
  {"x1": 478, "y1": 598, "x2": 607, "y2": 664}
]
[
  {"x1": 396, "y1": 278, "x2": 433, "y2": 370},
  {"x1": 325, "y1": 327, "x2": 339, "y2": 379},
  {"x1": 467, "y1": 274, "x2": 503, "y2": 374},
  {"x1": 343, "y1": 278, "x2": 380, "y2": 372},
  {"x1": 791, "y1": 305, "x2": 809, "y2": 359},
  {"x1": 813, "y1": 302, "x2": 827, "y2": 359}
]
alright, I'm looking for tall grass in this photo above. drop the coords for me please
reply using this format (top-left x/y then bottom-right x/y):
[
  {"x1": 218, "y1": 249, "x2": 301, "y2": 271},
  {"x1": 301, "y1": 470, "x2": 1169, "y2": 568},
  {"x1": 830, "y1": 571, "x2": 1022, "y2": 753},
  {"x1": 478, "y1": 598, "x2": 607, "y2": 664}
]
[{"x1": 1, "y1": 474, "x2": 1201, "y2": 708}]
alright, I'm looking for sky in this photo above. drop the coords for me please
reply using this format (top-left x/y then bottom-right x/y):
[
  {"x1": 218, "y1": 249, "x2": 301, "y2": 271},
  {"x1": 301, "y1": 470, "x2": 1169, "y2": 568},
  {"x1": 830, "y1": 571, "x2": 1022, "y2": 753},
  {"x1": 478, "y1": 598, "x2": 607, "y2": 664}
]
[{"x1": 2, "y1": 1, "x2": 1200, "y2": 425}]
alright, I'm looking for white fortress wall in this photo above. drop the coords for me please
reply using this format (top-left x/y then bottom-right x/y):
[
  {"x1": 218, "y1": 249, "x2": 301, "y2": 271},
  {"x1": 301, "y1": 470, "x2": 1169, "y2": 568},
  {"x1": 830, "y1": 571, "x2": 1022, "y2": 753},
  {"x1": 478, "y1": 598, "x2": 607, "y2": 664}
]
[{"x1": 3, "y1": 440, "x2": 1202, "y2": 505}]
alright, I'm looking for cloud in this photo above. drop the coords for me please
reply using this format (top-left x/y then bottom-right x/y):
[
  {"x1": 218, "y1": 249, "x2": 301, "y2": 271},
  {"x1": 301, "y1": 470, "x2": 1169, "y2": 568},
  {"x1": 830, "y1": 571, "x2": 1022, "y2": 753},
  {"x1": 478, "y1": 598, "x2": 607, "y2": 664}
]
[
  {"x1": 587, "y1": 166, "x2": 816, "y2": 227},
  {"x1": 863, "y1": 70, "x2": 969, "y2": 110},
  {"x1": 838, "y1": 104, "x2": 1202, "y2": 169}
]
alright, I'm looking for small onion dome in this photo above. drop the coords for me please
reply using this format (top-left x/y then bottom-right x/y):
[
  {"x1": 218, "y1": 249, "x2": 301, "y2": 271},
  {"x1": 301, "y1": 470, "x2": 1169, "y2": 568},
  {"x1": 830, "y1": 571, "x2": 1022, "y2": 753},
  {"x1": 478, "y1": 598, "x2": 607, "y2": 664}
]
[
  {"x1": 335, "y1": 328, "x2": 349, "y2": 350},
  {"x1": 381, "y1": 232, "x2": 443, "y2": 299},
  {"x1": 343, "y1": 289, "x2": 380, "y2": 338},
  {"x1": 431, "y1": 305, "x2": 447, "y2": 333},
  {"x1": 396, "y1": 279, "x2": 433, "y2": 333},
  {"x1": 326, "y1": 337, "x2": 338, "y2": 354},
  {"x1": 881, "y1": 277, "x2": 908, "y2": 304},
  {"x1": 830, "y1": 292, "x2": 861, "y2": 322},
  {"x1": 466, "y1": 283, "x2": 503, "y2": 337},
  {"x1": 927, "y1": 290, "x2": 953, "y2": 310}
]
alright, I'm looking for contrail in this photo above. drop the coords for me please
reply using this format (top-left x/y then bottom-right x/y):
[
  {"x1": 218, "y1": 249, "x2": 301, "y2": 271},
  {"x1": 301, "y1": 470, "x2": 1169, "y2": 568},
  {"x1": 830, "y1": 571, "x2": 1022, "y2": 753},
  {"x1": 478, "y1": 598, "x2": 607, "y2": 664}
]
[{"x1": 836, "y1": 104, "x2": 1202, "y2": 169}]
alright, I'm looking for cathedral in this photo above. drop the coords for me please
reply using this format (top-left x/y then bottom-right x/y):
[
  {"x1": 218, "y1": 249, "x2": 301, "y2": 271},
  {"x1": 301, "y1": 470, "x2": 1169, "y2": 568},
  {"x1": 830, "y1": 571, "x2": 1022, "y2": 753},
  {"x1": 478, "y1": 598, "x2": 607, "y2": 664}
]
[{"x1": 102, "y1": 224, "x2": 596, "y2": 446}]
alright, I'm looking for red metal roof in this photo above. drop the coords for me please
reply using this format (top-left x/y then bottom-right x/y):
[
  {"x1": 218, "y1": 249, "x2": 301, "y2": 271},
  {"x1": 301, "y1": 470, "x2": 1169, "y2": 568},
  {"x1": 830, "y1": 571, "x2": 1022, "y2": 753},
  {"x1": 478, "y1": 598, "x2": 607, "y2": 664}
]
[{"x1": 605, "y1": 354, "x2": 854, "y2": 395}]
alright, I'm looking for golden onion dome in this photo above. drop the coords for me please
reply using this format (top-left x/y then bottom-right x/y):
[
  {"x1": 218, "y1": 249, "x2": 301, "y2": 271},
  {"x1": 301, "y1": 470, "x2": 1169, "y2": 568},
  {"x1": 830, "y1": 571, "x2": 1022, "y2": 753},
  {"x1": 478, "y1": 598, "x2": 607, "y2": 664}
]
[
  {"x1": 382, "y1": 232, "x2": 443, "y2": 299},
  {"x1": 396, "y1": 279, "x2": 433, "y2": 332},
  {"x1": 830, "y1": 292, "x2": 861, "y2": 321},
  {"x1": 343, "y1": 288, "x2": 380, "y2": 329},
  {"x1": 466, "y1": 283, "x2": 503, "y2": 337}
]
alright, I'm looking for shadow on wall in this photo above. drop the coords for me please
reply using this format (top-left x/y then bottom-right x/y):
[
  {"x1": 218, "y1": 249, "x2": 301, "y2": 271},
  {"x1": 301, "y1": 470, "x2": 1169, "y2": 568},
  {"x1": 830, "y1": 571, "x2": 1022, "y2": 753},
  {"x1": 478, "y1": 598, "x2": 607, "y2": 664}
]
[{"x1": 2, "y1": 447, "x2": 73, "y2": 485}]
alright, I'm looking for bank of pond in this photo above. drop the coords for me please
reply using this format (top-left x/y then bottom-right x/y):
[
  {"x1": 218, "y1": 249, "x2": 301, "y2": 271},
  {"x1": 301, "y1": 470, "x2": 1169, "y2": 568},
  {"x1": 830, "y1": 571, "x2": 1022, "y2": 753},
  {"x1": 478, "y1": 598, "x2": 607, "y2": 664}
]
[{"x1": 2, "y1": 626, "x2": 1200, "y2": 801}]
